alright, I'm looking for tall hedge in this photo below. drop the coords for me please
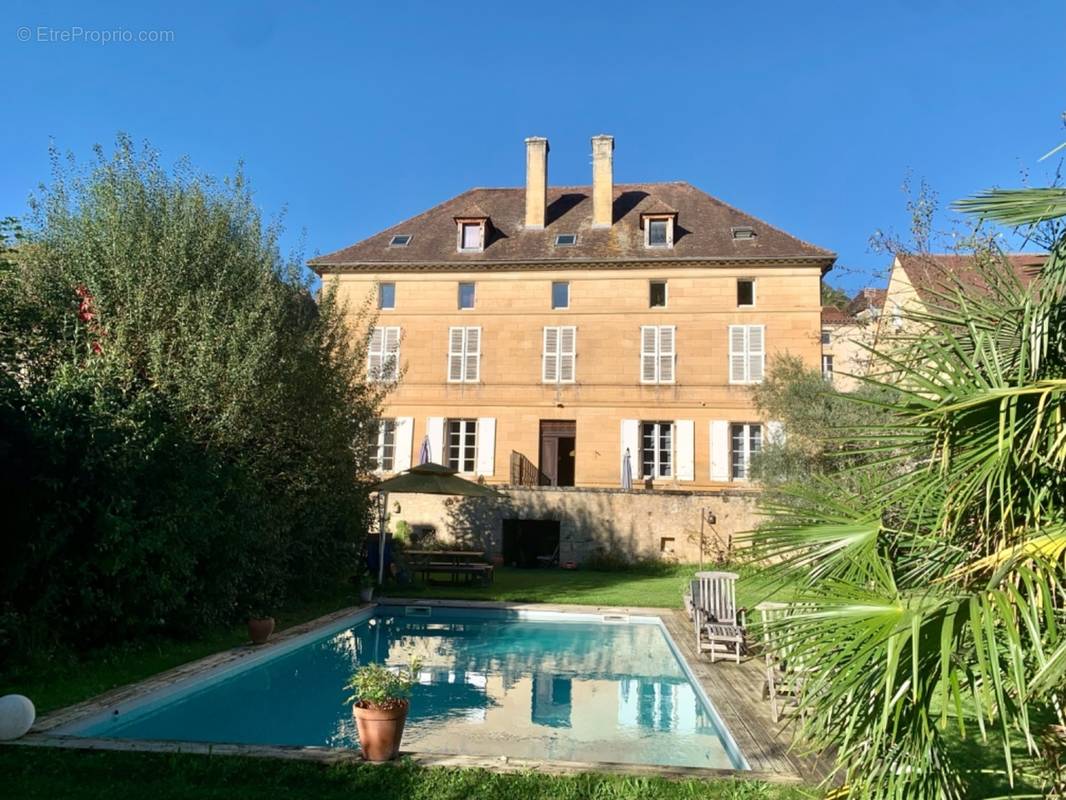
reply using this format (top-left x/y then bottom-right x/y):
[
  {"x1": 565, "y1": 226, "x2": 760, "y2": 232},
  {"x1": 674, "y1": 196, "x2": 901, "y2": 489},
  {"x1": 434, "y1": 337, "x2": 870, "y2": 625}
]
[{"x1": 0, "y1": 137, "x2": 381, "y2": 658}]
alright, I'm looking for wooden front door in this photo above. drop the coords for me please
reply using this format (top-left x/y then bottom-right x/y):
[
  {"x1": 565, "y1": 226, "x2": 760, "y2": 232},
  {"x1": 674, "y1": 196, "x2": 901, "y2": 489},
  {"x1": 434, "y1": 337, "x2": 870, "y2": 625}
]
[{"x1": 539, "y1": 420, "x2": 576, "y2": 487}]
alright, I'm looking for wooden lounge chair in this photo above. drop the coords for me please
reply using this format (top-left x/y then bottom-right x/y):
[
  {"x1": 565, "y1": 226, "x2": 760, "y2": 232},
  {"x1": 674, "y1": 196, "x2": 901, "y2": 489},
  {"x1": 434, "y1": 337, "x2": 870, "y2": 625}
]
[
  {"x1": 693, "y1": 571, "x2": 745, "y2": 663},
  {"x1": 755, "y1": 601, "x2": 811, "y2": 723}
]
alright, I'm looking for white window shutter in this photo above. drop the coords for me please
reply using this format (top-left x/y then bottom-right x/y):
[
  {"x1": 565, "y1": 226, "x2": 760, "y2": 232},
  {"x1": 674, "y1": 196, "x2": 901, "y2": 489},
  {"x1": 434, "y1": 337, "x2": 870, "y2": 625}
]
[
  {"x1": 426, "y1": 417, "x2": 445, "y2": 464},
  {"x1": 559, "y1": 326, "x2": 576, "y2": 382},
  {"x1": 447, "y1": 328, "x2": 464, "y2": 382},
  {"x1": 766, "y1": 420, "x2": 785, "y2": 446},
  {"x1": 465, "y1": 327, "x2": 481, "y2": 381},
  {"x1": 640, "y1": 326, "x2": 658, "y2": 383},
  {"x1": 659, "y1": 325, "x2": 675, "y2": 383},
  {"x1": 368, "y1": 327, "x2": 384, "y2": 380},
  {"x1": 710, "y1": 420, "x2": 730, "y2": 481},
  {"x1": 675, "y1": 419, "x2": 694, "y2": 481},
  {"x1": 748, "y1": 325, "x2": 765, "y2": 383},
  {"x1": 543, "y1": 327, "x2": 559, "y2": 382},
  {"x1": 728, "y1": 325, "x2": 746, "y2": 383},
  {"x1": 383, "y1": 327, "x2": 400, "y2": 380},
  {"x1": 476, "y1": 417, "x2": 495, "y2": 477},
  {"x1": 620, "y1": 419, "x2": 640, "y2": 471},
  {"x1": 393, "y1": 417, "x2": 414, "y2": 471}
]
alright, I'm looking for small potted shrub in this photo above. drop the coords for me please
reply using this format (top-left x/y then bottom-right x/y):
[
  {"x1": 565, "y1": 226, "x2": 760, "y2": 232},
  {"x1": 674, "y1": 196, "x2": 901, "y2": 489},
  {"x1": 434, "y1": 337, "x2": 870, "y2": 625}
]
[
  {"x1": 357, "y1": 572, "x2": 376, "y2": 604},
  {"x1": 344, "y1": 659, "x2": 421, "y2": 762},
  {"x1": 246, "y1": 609, "x2": 275, "y2": 645}
]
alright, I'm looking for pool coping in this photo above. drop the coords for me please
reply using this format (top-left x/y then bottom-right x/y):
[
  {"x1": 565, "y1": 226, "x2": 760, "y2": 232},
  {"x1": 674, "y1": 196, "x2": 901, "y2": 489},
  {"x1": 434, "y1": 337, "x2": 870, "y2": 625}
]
[{"x1": 5, "y1": 599, "x2": 817, "y2": 785}]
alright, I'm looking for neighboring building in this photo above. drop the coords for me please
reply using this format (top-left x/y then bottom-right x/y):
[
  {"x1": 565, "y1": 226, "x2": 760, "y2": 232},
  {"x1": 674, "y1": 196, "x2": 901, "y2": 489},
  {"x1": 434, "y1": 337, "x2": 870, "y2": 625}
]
[
  {"x1": 312, "y1": 135, "x2": 836, "y2": 562},
  {"x1": 876, "y1": 253, "x2": 1044, "y2": 342},
  {"x1": 819, "y1": 288, "x2": 884, "y2": 391}
]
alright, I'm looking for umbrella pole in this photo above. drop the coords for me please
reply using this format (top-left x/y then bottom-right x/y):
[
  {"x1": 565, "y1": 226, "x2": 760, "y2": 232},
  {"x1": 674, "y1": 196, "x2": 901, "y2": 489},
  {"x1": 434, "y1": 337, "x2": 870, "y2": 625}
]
[{"x1": 378, "y1": 490, "x2": 389, "y2": 585}]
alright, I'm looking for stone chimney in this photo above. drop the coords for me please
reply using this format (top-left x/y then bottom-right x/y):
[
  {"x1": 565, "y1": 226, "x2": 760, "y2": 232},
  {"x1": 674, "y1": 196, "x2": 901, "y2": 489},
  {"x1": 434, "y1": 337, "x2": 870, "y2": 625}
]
[
  {"x1": 524, "y1": 137, "x2": 549, "y2": 229},
  {"x1": 591, "y1": 134, "x2": 614, "y2": 228}
]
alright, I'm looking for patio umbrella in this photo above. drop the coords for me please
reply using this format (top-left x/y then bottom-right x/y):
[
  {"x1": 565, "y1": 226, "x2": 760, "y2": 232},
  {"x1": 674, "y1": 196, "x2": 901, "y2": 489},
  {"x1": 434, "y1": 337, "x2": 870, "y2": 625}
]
[
  {"x1": 621, "y1": 448, "x2": 633, "y2": 490},
  {"x1": 417, "y1": 435, "x2": 432, "y2": 465},
  {"x1": 371, "y1": 463, "x2": 498, "y2": 584}
]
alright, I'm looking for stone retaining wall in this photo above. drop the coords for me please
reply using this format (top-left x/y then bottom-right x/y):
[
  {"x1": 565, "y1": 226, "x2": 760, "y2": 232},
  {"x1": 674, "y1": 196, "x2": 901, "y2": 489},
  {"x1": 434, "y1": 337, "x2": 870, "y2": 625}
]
[{"x1": 385, "y1": 486, "x2": 761, "y2": 565}]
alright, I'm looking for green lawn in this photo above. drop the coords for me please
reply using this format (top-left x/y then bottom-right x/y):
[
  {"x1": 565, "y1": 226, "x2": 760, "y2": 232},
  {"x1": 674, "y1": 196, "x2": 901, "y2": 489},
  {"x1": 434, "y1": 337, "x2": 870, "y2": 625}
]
[
  {"x1": 0, "y1": 565, "x2": 812, "y2": 800},
  {"x1": 391, "y1": 564, "x2": 792, "y2": 611},
  {"x1": 0, "y1": 748, "x2": 812, "y2": 800}
]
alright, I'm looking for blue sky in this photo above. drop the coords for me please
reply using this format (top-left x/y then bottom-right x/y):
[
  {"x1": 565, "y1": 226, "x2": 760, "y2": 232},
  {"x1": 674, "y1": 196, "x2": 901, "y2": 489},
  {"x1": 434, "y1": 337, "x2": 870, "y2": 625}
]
[{"x1": 2, "y1": 1, "x2": 1063, "y2": 293}]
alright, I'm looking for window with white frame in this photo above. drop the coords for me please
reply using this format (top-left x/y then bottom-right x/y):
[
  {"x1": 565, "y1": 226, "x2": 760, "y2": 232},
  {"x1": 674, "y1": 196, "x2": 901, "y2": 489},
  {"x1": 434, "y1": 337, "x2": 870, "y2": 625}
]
[
  {"x1": 368, "y1": 326, "x2": 400, "y2": 382},
  {"x1": 543, "y1": 326, "x2": 576, "y2": 383},
  {"x1": 822, "y1": 354, "x2": 834, "y2": 382},
  {"x1": 640, "y1": 325, "x2": 675, "y2": 384},
  {"x1": 644, "y1": 216, "x2": 674, "y2": 248},
  {"x1": 458, "y1": 282, "x2": 476, "y2": 309},
  {"x1": 379, "y1": 282, "x2": 395, "y2": 310},
  {"x1": 447, "y1": 326, "x2": 481, "y2": 382},
  {"x1": 641, "y1": 421, "x2": 673, "y2": 478},
  {"x1": 730, "y1": 423, "x2": 762, "y2": 480},
  {"x1": 458, "y1": 221, "x2": 485, "y2": 252},
  {"x1": 370, "y1": 419, "x2": 396, "y2": 471},
  {"x1": 446, "y1": 418, "x2": 477, "y2": 473},
  {"x1": 737, "y1": 279, "x2": 755, "y2": 307},
  {"x1": 728, "y1": 325, "x2": 764, "y2": 384}
]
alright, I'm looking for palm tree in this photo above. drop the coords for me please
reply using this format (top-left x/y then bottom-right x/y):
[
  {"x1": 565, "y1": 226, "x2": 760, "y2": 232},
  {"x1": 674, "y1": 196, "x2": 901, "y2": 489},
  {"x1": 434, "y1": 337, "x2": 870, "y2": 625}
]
[{"x1": 746, "y1": 180, "x2": 1066, "y2": 799}]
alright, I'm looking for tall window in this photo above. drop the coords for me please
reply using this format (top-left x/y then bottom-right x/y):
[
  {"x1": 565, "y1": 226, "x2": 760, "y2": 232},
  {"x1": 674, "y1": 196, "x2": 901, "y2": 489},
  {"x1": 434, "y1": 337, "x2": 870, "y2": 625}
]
[
  {"x1": 737, "y1": 279, "x2": 755, "y2": 307},
  {"x1": 446, "y1": 419, "x2": 477, "y2": 473},
  {"x1": 822, "y1": 354, "x2": 834, "y2": 382},
  {"x1": 649, "y1": 280, "x2": 668, "y2": 308},
  {"x1": 730, "y1": 423, "x2": 762, "y2": 480},
  {"x1": 543, "y1": 326, "x2": 576, "y2": 383},
  {"x1": 447, "y1": 326, "x2": 481, "y2": 382},
  {"x1": 641, "y1": 421, "x2": 673, "y2": 479},
  {"x1": 368, "y1": 326, "x2": 400, "y2": 382},
  {"x1": 551, "y1": 281, "x2": 570, "y2": 309},
  {"x1": 458, "y1": 282, "x2": 476, "y2": 309},
  {"x1": 370, "y1": 419, "x2": 396, "y2": 471},
  {"x1": 728, "y1": 325, "x2": 764, "y2": 384},
  {"x1": 640, "y1": 325, "x2": 676, "y2": 384},
  {"x1": 378, "y1": 282, "x2": 395, "y2": 310}
]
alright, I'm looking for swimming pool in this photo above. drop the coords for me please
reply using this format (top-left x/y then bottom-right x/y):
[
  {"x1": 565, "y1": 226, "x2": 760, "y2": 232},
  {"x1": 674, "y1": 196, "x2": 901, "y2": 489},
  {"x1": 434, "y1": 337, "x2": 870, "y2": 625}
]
[{"x1": 60, "y1": 605, "x2": 748, "y2": 770}]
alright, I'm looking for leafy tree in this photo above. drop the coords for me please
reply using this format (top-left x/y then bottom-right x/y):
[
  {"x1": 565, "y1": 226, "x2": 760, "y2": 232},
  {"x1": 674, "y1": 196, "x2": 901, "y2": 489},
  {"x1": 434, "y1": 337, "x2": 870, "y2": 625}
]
[
  {"x1": 821, "y1": 281, "x2": 850, "y2": 309},
  {"x1": 745, "y1": 178, "x2": 1066, "y2": 798},
  {"x1": 0, "y1": 136, "x2": 382, "y2": 656}
]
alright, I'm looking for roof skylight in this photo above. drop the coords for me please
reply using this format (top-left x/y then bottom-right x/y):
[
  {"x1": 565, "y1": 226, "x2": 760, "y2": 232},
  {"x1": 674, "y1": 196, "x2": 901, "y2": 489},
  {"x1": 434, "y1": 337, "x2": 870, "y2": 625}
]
[
  {"x1": 554, "y1": 233, "x2": 577, "y2": 246},
  {"x1": 389, "y1": 234, "x2": 412, "y2": 247},
  {"x1": 731, "y1": 226, "x2": 756, "y2": 241}
]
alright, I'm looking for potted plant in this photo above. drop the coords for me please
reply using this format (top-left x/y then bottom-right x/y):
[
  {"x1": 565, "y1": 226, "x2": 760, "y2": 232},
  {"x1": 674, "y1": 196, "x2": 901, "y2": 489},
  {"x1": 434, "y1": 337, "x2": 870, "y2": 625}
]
[
  {"x1": 357, "y1": 572, "x2": 376, "y2": 604},
  {"x1": 344, "y1": 658, "x2": 421, "y2": 762},
  {"x1": 246, "y1": 610, "x2": 275, "y2": 645}
]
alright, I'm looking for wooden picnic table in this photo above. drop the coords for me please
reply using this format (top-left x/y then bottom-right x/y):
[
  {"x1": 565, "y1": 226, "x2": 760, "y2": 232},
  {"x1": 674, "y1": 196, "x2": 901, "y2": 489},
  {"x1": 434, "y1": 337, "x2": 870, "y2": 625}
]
[{"x1": 403, "y1": 549, "x2": 494, "y2": 585}]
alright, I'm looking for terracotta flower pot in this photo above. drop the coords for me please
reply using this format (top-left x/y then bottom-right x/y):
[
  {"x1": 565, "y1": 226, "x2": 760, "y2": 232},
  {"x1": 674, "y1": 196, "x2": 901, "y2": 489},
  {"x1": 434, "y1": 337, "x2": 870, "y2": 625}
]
[
  {"x1": 247, "y1": 617, "x2": 275, "y2": 645},
  {"x1": 353, "y1": 699, "x2": 409, "y2": 762}
]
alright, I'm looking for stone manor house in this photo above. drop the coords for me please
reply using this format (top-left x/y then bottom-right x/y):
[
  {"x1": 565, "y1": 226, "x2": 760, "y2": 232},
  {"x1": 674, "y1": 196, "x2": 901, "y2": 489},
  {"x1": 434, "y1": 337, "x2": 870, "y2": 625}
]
[{"x1": 311, "y1": 136, "x2": 836, "y2": 564}]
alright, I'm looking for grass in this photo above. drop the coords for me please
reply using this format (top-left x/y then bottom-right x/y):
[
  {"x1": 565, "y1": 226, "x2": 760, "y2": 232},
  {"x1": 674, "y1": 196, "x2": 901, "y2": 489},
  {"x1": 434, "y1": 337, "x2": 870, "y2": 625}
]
[
  {"x1": 0, "y1": 748, "x2": 814, "y2": 800},
  {"x1": 391, "y1": 563, "x2": 794, "y2": 611}
]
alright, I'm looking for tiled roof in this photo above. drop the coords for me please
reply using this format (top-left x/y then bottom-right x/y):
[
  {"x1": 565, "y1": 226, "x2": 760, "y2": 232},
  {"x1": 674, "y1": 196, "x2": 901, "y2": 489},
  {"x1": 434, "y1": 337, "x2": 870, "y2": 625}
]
[
  {"x1": 897, "y1": 253, "x2": 1046, "y2": 305},
  {"x1": 847, "y1": 288, "x2": 886, "y2": 316},
  {"x1": 311, "y1": 182, "x2": 835, "y2": 272},
  {"x1": 821, "y1": 306, "x2": 853, "y2": 324}
]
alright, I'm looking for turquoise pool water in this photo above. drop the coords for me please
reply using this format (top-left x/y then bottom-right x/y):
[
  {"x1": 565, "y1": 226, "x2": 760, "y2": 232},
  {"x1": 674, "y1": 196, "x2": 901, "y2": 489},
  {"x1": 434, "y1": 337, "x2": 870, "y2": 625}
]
[{"x1": 67, "y1": 607, "x2": 746, "y2": 770}]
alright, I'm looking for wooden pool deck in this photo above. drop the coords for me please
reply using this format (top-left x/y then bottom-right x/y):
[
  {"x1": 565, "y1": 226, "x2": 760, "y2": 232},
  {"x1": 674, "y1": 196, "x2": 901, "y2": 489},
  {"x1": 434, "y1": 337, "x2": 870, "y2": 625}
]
[{"x1": 8, "y1": 599, "x2": 827, "y2": 786}]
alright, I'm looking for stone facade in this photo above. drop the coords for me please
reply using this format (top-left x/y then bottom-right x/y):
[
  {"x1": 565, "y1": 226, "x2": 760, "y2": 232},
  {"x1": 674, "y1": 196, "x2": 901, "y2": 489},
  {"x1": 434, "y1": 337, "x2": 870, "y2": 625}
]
[{"x1": 386, "y1": 486, "x2": 760, "y2": 565}]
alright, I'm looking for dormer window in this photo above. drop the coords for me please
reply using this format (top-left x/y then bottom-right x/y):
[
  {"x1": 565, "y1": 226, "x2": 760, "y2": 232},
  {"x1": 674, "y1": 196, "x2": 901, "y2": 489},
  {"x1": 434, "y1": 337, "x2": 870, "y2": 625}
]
[
  {"x1": 457, "y1": 219, "x2": 486, "y2": 252},
  {"x1": 642, "y1": 214, "x2": 675, "y2": 248}
]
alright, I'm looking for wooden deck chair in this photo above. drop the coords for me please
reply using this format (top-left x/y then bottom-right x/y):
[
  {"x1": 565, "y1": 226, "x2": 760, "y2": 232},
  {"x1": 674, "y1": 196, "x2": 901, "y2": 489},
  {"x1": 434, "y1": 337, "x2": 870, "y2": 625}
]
[
  {"x1": 682, "y1": 579, "x2": 701, "y2": 620},
  {"x1": 693, "y1": 571, "x2": 744, "y2": 663},
  {"x1": 755, "y1": 601, "x2": 811, "y2": 723}
]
